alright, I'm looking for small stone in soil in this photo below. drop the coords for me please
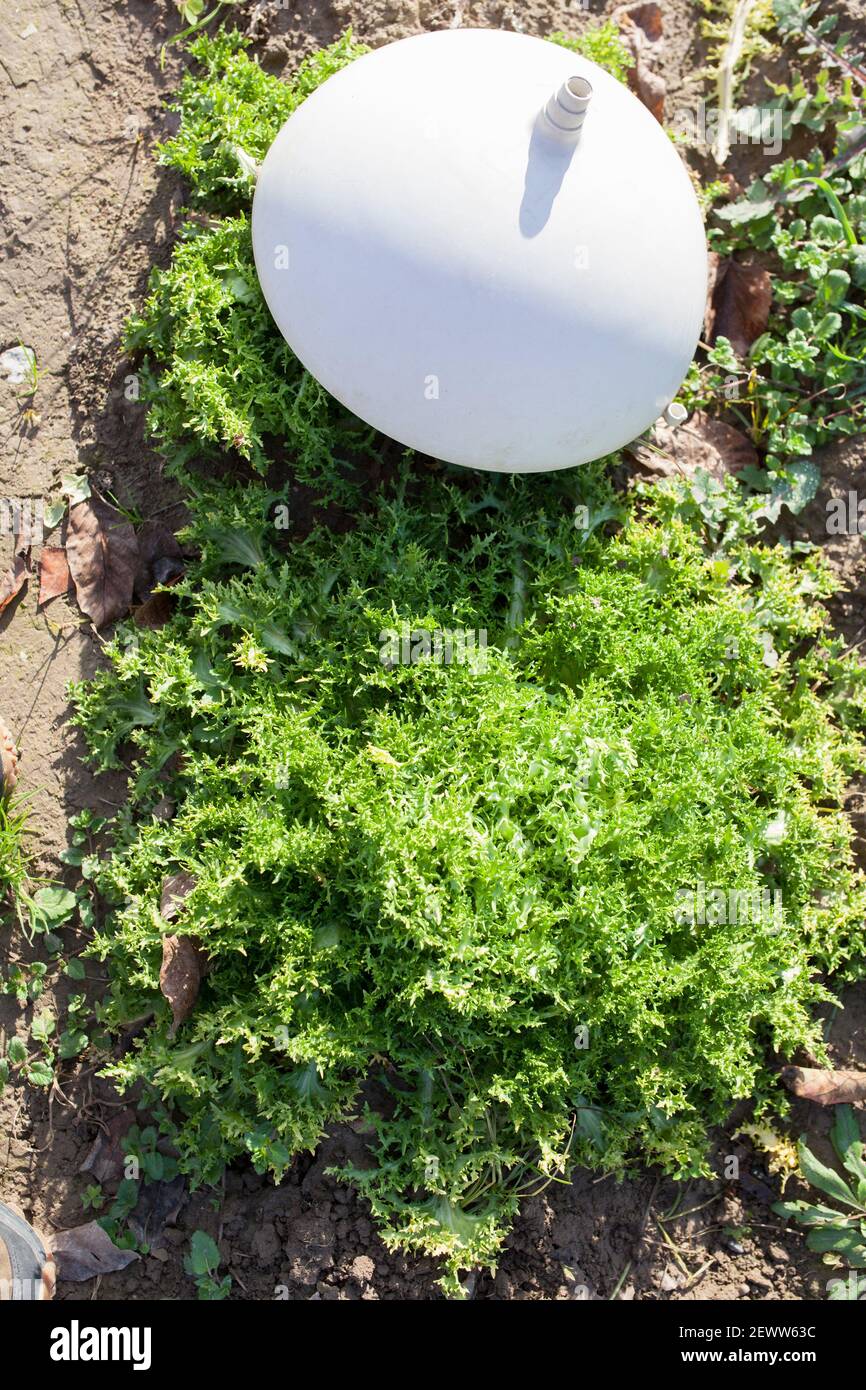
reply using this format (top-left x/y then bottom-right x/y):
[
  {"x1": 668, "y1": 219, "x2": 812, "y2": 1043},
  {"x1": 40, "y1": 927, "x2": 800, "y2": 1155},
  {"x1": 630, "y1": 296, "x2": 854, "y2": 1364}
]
[
  {"x1": 349, "y1": 1255, "x2": 375, "y2": 1284},
  {"x1": 0, "y1": 345, "x2": 36, "y2": 384}
]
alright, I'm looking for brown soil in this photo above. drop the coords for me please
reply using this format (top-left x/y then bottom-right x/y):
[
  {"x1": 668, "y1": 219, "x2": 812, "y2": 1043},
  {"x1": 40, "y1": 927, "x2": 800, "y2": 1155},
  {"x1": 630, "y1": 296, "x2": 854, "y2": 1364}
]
[{"x1": 0, "y1": 0, "x2": 864, "y2": 1302}]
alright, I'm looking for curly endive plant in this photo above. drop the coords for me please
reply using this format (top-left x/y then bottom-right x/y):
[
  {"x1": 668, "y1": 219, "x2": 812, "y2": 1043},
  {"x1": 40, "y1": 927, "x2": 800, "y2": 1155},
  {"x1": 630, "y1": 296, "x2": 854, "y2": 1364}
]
[{"x1": 73, "y1": 467, "x2": 866, "y2": 1294}]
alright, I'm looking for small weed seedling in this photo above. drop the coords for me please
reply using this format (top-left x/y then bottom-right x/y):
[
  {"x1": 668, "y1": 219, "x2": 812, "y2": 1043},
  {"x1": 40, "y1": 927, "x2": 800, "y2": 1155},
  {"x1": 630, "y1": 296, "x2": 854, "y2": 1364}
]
[
  {"x1": 684, "y1": 0, "x2": 866, "y2": 508},
  {"x1": 185, "y1": 1231, "x2": 231, "y2": 1300},
  {"x1": 774, "y1": 1105, "x2": 866, "y2": 1298},
  {"x1": 0, "y1": 797, "x2": 32, "y2": 933}
]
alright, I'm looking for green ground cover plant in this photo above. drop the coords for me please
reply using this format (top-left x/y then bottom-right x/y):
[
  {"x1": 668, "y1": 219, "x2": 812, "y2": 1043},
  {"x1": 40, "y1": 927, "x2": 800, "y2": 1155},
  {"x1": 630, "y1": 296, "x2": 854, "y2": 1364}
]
[
  {"x1": 550, "y1": 21, "x2": 632, "y2": 84},
  {"x1": 692, "y1": 156, "x2": 866, "y2": 462},
  {"x1": 685, "y1": 0, "x2": 866, "y2": 504},
  {"x1": 124, "y1": 30, "x2": 374, "y2": 502},
  {"x1": 0, "y1": 797, "x2": 31, "y2": 933},
  {"x1": 185, "y1": 1230, "x2": 232, "y2": 1300},
  {"x1": 774, "y1": 1104, "x2": 866, "y2": 1297},
  {"x1": 72, "y1": 463, "x2": 866, "y2": 1292}
]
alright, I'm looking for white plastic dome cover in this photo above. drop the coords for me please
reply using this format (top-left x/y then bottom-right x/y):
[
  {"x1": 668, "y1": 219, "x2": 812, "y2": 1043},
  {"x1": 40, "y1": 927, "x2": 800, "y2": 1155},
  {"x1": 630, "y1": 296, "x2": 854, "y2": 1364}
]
[{"x1": 253, "y1": 28, "x2": 707, "y2": 474}]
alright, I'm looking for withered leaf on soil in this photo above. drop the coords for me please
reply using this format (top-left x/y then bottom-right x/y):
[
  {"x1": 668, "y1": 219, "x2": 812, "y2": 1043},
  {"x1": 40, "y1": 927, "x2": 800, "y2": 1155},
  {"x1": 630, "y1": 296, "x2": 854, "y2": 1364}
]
[
  {"x1": 614, "y1": 1, "x2": 663, "y2": 41},
  {"x1": 66, "y1": 496, "x2": 139, "y2": 629},
  {"x1": 704, "y1": 250, "x2": 726, "y2": 333},
  {"x1": 78, "y1": 1108, "x2": 137, "y2": 1185},
  {"x1": 13, "y1": 506, "x2": 35, "y2": 555},
  {"x1": 781, "y1": 1066, "x2": 866, "y2": 1106},
  {"x1": 631, "y1": 61, "x2": 665, "y2": 124},
  {"x1": 0, "y1": 553, "x2": 29, "y2": 616},
  {"x1": 160, "y1": 934, "x2": 204, "y2": 1036},
  {"x1": 738, "y1": 1170, "x2": 777, "y2": 1205},
  {"x1": 133, "y1": 590, "x2": 178, "y2": 630},
  {"x1": 1, "y1": 718, "x2": 19, "y2": 797},
  {"x1": 47, "y1": 1220, "x2": 139, "y2": 1281},
  {"x1": 614, "y1": 2, "x2": 665, "y2": 123},
  {"x1": 38, "y1": 546, "x2": 72, "y2": 607},
  {"x1": 128, "y1": 1174, "x2": 187, "y2": 1245},
  {"x1": 134, "y1": 521, "x2": 185, "y2": 603},
  {"x1": 630, "y1": 410, "x2": 758, "y2": 479},
  {"x1": 160, "y1": 870, "x2": 198, "y2": 922},
  {"x1": 705, "y1": 257, "x2": 772, "y2": 357}
]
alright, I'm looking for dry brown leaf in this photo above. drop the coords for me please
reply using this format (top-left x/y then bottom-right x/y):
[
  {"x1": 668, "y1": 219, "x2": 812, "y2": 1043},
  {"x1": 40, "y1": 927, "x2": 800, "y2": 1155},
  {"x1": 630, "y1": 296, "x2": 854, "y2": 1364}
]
[
  {"x1": 66, "y1": 496, "x2": 139, "y2": 629},
  {"x1": 632, "y1": 62, "x2": 665, "y2": 123},
  {"x1": 78, "y1": 1108, "x2": 136, "y2": 1185},
  {"x1": 630, "y1": 410, "x2": 758, "y2": 479},
  {"x1": 722, "y1": 172, "x2": 745, "y2": 201},
  {"x1": 133, "y1": 590, "x2": 177, "y2": 630},
  {"x1": 0, "y1": 716, "x2": 19, "y2": 799},
  {"x1": 781, "y1": 1066, "x2": 866, "y2": 1106},
  {"x1": 656, "y1": 411, "x2": 758, "y2": 476},
  {"x1": 160, "y1": 935, "x2": 204, "y2": 1036},
  {"x1": 0, "y1": 553, "x2": 29, "y2": 616},
  {"x1": 134, "y1": 521, "x2": 185, "y2": 603},
  {"x1": 13, "y1": 506, "x2": 35, "y2": 555},
  {"x1": 37, "y1": 546, "x2": 72, "y2": 607},
  {"x1": 614, "y1": 3, "x2": 666, "y2": 123},
  {"x1": 704, "y1": 251, "x2": 726, "y2": 336},
  {"x1": 47, "y1": 1221, "x2": 139, "y2": 1281},
  {"x1": 128, "y1": 1174, "x2": 187, "y2": 1245},
  {"x1": 706, "y1": 258, "x2": 772, "y2": 357},
  {"x1": 615, "y1": 1, "x2": 663, "y2": 40},
  {"x1": 160, "y1": 869, "x2": 197, "y2": 922}
]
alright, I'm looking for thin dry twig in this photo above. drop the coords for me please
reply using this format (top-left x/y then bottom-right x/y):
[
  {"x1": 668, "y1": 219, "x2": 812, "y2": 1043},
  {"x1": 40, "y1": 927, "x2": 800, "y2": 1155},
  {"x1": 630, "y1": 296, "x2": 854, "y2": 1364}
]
[{"x1": 655, "y1": 1217, "x2": 693, "y2": 1279}]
